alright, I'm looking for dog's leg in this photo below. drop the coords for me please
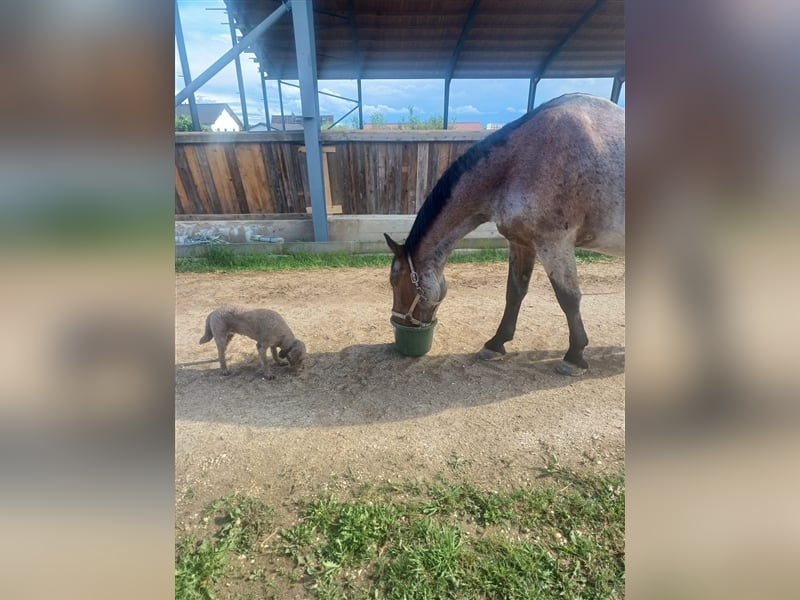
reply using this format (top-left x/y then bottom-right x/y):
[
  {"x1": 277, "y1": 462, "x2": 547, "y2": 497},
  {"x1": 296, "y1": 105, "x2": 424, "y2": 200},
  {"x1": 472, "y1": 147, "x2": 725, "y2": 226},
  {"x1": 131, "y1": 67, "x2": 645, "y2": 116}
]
[
  {"x1": 256, "y1": 342, "x2": 276, "y2": 380},
  {"x1": 215, "y1": 334, "x2": 231, "y2": 375}
]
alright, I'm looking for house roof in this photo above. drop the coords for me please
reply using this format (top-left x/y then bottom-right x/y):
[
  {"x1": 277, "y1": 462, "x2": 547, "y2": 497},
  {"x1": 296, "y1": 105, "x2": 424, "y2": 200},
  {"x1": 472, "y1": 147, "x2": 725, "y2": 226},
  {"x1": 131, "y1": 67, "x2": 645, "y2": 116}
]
[
  {"x1": 225, "y1": 0, "x2": 624, "y2": 81},
  {"x1": 175, "y1": 103, "x2": 244, "y2": 128},
  {"x1": 363, "y1": 121, "x2": 484, "y2": 131}
]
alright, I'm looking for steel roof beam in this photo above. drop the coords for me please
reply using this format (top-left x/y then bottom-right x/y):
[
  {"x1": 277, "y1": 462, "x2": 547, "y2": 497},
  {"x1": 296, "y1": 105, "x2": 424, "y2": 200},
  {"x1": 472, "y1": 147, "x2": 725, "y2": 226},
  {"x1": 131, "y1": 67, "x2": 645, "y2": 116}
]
[
  {"x1": 175, "y1": 2, "x2": 291, "y2": 106},
  {"x1": 444, "y1": 0, "x2": 482, "y2": 129},
  {"x1": 446, "y1": 0, "x2": 482, "y2": 81},
  {"x1": 534, "y1": 0, "x2": 607, "y2": 79}
]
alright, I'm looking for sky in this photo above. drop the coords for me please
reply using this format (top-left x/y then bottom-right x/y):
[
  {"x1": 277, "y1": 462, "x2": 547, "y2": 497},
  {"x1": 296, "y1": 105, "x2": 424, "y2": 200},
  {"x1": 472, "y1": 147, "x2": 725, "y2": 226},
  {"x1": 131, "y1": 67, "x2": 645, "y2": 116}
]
[{"x1": 175, "y1": 0, "x2": 624, "y2": 129}]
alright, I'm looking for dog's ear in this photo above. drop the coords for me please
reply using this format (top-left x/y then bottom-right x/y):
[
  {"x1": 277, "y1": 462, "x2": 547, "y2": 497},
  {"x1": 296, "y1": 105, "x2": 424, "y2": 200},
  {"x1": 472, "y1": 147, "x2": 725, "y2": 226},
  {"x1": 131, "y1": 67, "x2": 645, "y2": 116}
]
[{"x1": 279, "y1": 340, "x2": 298, "y2": 359}]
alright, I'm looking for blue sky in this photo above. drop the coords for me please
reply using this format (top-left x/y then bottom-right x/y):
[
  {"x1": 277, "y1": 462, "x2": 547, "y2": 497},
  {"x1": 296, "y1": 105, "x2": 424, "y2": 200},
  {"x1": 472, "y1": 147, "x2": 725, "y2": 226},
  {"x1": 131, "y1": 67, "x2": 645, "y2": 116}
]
[{"x1": 175, "y1": 0, "x2": 624, "y2": 128}]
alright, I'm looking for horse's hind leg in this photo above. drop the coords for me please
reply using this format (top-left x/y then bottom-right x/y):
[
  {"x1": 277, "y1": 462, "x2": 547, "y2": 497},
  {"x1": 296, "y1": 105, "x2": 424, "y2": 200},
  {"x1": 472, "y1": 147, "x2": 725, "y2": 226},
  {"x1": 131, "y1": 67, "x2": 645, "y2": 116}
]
[
  {"x1": 537, "y1": 242, "x2": 589, "y2": 376},
  {"x1": 478, "y1": 242, "x2": 535, "y2": 360}
]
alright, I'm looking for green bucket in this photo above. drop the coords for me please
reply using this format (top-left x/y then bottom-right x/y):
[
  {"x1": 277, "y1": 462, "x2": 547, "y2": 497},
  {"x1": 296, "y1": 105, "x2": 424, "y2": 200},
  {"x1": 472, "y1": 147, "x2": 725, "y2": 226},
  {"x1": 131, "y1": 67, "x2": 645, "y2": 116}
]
[{"x1": 391, "y1": 319, "x2": 437, "y2": 356}]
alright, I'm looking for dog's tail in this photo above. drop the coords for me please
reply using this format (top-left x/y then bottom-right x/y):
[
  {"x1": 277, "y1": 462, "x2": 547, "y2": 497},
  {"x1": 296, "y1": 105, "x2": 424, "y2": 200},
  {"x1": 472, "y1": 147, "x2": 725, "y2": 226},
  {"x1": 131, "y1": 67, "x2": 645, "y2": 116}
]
[{"x1": 199, "y1": 314, "x2": 214, "y2": 344}]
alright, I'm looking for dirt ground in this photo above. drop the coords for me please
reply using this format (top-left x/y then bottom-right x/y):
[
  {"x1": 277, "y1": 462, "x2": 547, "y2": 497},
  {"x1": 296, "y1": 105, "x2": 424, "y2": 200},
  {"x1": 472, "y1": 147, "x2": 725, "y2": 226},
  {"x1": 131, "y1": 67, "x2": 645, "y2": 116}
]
[{"x1": 175, "y1": 260, "x2": 625, "y2": 521}]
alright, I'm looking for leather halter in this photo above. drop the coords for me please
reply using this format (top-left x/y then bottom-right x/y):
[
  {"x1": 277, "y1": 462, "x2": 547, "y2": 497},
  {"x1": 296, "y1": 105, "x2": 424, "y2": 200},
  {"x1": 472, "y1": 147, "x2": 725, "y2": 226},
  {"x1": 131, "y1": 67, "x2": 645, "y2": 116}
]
[{"x1": 391, "y1": 254, "x2": 439, "y2": 327}]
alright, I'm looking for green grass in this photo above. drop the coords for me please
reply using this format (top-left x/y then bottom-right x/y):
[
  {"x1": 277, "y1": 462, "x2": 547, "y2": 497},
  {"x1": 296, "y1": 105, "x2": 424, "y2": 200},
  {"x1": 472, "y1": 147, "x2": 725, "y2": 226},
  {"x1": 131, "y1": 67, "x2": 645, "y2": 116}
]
[
  {"x1": 175, "y1": 246, "x2": 614, "y2": 273},
  {"x1": 175, "y1": 462, "x2": 624, "y2": 599},
  {"x1": 176, "y1": 493, "x2": 274, "y2": 600}
]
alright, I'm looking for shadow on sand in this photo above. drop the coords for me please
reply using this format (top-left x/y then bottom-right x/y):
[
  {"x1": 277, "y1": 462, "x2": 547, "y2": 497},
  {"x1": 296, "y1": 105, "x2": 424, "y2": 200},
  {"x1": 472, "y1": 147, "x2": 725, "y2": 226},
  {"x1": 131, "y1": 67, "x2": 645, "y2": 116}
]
[{"x1": 176, "y1": 343, "x2": 624, "y2": 429}]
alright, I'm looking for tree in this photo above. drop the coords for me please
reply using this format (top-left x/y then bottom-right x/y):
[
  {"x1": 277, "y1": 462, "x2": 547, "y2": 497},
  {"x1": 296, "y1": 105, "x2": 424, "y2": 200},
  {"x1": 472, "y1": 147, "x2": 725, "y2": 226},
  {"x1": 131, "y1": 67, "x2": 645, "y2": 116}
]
[
  {"x1": 175, "y1": 115, "x2": 193, "y2": 131},
  {"x1": 369, "y1": 111, "x2": 386, "y2": 129},
  {"x1": 175, "y1": 115, "x2": 211, "y2": 132}
]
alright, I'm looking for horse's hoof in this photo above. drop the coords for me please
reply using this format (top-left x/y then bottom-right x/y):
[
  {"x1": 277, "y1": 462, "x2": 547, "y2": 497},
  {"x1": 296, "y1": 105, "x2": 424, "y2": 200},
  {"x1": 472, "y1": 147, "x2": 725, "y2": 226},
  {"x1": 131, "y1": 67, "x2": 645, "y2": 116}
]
[
  {"x1": 477, "y1": 347, "x2": 505, "y2": 361},
  {"x1": 555, "y1": 360, "x2": 587, "y2": 377}
]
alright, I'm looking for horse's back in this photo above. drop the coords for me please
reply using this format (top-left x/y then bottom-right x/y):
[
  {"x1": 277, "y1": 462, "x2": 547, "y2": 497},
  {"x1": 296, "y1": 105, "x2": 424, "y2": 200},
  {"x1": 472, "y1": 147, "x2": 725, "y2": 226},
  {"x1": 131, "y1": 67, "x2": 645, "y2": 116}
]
[{"x1": 495, "y1": 94, "x2": 624, "y2": 256}]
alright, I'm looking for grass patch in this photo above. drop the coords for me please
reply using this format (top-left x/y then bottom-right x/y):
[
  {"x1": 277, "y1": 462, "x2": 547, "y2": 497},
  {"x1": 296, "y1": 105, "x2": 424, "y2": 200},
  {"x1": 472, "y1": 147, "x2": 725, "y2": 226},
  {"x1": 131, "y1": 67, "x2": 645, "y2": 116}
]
[
  {"x1": 176, "y1": 494, "x2": 274, "y2": 600},
  {"x1": 176, "y1": 246, "x2": 614, "y2": 273},
  {"x1": 175, "y1": 462, "x2": 624, "y2": 599}
]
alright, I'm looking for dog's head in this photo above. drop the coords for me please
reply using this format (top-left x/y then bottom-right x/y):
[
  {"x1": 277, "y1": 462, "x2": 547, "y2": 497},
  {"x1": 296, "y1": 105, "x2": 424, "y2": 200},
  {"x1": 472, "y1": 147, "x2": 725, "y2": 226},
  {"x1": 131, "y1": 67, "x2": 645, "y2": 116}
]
[{"x1": 279, "y1": 339, "x2": 306, "y2": 373}]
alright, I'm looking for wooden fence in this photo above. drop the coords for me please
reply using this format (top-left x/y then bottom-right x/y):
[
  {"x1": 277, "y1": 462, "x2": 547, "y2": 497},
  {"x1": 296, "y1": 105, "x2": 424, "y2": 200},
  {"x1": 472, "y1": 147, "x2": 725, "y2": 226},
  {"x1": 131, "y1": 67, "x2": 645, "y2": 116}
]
[{"x1": 175, "y1": 130, "x2": 488, "y2": 216}]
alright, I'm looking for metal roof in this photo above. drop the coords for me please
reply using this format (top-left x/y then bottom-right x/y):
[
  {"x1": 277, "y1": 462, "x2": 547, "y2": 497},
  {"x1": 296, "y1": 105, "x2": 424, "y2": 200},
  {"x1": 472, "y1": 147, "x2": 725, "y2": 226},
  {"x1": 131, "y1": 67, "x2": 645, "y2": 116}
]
[{"x1": 225, "y1": 0, "x2": 624, "y2": 81}]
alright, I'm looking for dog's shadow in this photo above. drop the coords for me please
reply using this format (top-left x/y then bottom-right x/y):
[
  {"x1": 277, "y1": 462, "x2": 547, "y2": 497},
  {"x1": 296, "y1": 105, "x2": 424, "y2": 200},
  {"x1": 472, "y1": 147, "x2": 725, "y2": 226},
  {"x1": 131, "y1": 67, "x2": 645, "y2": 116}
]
[{"x1": 176, "y1": 342, "x2": 624, "y2": 428}]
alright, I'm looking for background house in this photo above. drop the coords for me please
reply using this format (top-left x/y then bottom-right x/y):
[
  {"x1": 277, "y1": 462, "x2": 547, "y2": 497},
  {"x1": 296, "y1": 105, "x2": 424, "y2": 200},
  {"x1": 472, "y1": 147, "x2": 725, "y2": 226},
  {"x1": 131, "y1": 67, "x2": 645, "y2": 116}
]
[
  {"x1": 175, "y1": 103, "x2": 243, "y2": 132},
  {"x1": 363, "y1": 121, "x2": 484, "y2": 131},
  {"x1": 271, "y1": 114, "x2": 335, "y2": 130}
]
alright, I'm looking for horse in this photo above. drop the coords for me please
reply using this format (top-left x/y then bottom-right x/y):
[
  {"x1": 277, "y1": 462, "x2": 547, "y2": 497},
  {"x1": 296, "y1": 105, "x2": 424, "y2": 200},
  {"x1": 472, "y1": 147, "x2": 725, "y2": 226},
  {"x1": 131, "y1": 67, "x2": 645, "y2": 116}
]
[{"x1": 384, "y1": 93, "x2": 624, "y2": 376}]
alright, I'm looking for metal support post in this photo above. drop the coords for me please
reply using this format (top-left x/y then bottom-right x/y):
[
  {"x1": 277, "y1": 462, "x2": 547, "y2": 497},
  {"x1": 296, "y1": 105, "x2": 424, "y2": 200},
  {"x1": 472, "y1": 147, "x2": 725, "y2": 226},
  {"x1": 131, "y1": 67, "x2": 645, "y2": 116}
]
[
  {"x1": 260, "y1": 71, "x2": 272, "y2": 130},
  {"x1": 357, "y1": 79, "x2": 363, "y2": 129},
  {"x1": 443, "y1": 78, "x2": 452, "y2": 130},
  {"x1": 175, "y1": 1, "x2": 200, "y2": 130},
  {"x1": 291, "y1": 0, "x2": 328, "y2": 242},
  {"x1": 226, "y1": 11, "x2": 249, "y2": 130},
  {"x1": 527, "y1": 77, "x2": 540, "y2": 112},
  {"x1": 277, "y1": 81, "x2": 286, "y2": 130},
  {"x1": 611, "y1": 76, "x2": 623, "y2": 104}
]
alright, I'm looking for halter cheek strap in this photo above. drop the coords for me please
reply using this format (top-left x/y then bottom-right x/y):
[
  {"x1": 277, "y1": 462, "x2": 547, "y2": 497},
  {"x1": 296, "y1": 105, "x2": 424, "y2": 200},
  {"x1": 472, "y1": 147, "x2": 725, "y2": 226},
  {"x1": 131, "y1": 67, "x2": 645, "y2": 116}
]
[{"x1": 391, "y1": 254, "x2": 440, "y2": 326}]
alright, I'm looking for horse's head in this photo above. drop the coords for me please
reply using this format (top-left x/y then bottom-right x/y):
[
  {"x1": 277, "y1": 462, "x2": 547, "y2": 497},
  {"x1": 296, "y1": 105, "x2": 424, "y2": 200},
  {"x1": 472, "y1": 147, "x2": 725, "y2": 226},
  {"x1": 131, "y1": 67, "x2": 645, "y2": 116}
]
[{"x1": 384, "y1": 233, "x2": 446, "y2": 327}]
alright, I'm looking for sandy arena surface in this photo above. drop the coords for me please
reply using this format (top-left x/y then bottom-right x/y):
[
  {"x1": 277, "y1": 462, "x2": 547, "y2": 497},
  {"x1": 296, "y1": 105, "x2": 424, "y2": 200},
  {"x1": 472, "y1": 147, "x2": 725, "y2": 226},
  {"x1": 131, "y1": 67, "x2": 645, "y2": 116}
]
[{"x1": 175, "y1": 260, "x2": 624, "y2": 519}]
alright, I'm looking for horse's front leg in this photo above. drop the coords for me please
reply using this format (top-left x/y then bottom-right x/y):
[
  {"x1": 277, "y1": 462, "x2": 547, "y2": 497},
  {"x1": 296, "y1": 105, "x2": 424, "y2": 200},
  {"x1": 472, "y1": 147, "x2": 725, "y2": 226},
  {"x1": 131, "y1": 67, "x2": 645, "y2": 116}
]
[{"x1": 478, "y1": 242, "x2": 535, "y2": 360}]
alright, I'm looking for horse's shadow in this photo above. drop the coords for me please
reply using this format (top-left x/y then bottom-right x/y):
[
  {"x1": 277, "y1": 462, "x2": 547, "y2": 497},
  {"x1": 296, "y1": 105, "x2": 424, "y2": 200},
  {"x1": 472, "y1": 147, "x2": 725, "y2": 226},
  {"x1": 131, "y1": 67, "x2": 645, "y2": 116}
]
[{"x1": 176, "y1": 343, "x2": 624, "y2": 428}]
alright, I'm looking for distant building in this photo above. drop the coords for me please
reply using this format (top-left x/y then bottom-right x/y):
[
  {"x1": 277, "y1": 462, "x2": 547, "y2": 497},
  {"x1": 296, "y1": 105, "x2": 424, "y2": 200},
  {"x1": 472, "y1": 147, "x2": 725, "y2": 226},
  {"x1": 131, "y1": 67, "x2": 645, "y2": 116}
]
[
  {"x1": 176, "y1": 103, "x2": 243, "y2": 132},
  {"x1": 248, "y1": 122, "x2": 271, "y2": 132},
  {"x1": 485, "y1": 123, "x2": 507, "y2": 131},
  {"x1": 363, "y1": 121, "x2": 484, "y2": 131},
  {"x1": 271, "y1": 114, "x2": 335, "y2": 130}
]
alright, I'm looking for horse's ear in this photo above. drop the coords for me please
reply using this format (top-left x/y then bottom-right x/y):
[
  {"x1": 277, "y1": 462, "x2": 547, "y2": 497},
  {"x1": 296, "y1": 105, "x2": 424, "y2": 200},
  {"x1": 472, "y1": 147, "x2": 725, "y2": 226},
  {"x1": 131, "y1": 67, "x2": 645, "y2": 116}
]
[{"x1": 383, "y1": 233, "x2": 404, "y2": 258}]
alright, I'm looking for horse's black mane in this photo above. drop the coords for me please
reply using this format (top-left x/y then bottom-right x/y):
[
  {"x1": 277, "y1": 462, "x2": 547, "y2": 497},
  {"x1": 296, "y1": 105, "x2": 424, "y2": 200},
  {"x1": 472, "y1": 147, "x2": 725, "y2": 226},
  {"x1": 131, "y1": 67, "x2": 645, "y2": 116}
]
[{"x1": 403, "y1": 99, "x2": 553, "y2": 255}]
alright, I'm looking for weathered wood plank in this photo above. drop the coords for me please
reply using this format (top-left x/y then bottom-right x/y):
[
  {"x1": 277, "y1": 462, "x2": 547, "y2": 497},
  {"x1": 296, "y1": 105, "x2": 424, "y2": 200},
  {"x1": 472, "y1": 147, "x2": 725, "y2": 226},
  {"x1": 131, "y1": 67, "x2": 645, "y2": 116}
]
[
  {"x1": 183, "y1": 145, "x2": 216, "y2": 214},
  {"x1": 415, "y1": 143, "x2": 429, "y2": 212},
  {"x1": 223, "y1": 143, "x2": 250, "y2": 214},
  {"x1": 205, "y1": 144, "x2": 239, "y2": 214},
  {"x1": 175, "y1": 146, "x2": 204, "y2": 214},
  {"x1": 174, "y1": 136, "x2": 489, "y2": 217},
  {"x1": 234, "y1": 144, "x2": 273, "y2": 213},
  {"x1": 403, "y1": 143, "x2": 416, "y2": 215}
]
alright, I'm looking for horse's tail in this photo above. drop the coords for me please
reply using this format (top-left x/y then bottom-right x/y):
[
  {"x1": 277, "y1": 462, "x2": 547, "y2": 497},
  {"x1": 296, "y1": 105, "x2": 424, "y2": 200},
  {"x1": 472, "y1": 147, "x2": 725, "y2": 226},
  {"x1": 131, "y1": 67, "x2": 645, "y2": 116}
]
[{"x1": 199, "y1": 314, "x2": 213, "y2": 344}]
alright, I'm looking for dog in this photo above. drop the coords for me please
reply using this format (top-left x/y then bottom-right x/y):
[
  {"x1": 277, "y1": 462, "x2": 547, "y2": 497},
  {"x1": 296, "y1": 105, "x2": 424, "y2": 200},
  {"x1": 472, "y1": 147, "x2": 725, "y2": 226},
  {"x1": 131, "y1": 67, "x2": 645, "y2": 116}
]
[{"x1": 199, "y1": 305, "x2": 306, "y2": 378}]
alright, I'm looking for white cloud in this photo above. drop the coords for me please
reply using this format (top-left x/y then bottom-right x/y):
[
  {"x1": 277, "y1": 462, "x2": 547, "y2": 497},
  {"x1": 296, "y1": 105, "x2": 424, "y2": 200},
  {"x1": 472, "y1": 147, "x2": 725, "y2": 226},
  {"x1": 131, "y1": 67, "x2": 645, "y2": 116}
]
[
  {"x1": 362, "y1": 104, "x2": 408, "y2": 116},
  {"x1": 450, "y1": 104, "x2": 480, "y2": 115},
  {"x1": 176, "y1": 2, "x2": 623, "y2": 127}
]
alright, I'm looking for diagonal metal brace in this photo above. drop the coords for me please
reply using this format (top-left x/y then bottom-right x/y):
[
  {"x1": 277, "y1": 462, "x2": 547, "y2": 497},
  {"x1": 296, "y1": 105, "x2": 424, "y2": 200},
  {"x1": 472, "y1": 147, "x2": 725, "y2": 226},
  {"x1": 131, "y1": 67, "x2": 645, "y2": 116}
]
[{"x1": 175, "y1": 2, "x2": 292, "y2": 106}]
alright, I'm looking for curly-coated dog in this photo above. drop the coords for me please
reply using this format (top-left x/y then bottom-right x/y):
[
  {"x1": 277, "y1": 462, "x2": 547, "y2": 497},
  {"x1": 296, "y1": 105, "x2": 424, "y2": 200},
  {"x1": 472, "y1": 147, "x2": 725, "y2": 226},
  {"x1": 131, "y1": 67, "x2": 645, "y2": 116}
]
[{"x1": 200, "y1": 305, "x2": 306, "y2": 378}]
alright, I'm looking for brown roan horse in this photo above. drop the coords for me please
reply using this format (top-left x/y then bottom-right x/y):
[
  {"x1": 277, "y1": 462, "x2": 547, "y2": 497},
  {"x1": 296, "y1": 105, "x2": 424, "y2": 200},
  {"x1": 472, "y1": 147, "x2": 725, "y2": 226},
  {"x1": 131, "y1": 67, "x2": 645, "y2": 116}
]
[{"x1": 384, "y1": 93, "x2": 624, "y2": 376}]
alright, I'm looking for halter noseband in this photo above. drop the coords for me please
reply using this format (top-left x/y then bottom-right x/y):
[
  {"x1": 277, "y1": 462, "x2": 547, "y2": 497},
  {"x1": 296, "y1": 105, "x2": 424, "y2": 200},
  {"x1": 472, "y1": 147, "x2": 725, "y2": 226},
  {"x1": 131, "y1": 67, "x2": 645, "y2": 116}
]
[{"x1": 391, "y1": 254, "x2": 440, "y2": 327}]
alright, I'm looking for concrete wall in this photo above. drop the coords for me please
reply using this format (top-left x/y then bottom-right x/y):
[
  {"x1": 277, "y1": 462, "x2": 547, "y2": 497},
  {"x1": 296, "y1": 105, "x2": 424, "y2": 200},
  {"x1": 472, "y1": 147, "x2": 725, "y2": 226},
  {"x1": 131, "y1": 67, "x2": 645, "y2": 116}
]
[{"x1": 175, "y1": 215, "x2": 507, "y2": 256}]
